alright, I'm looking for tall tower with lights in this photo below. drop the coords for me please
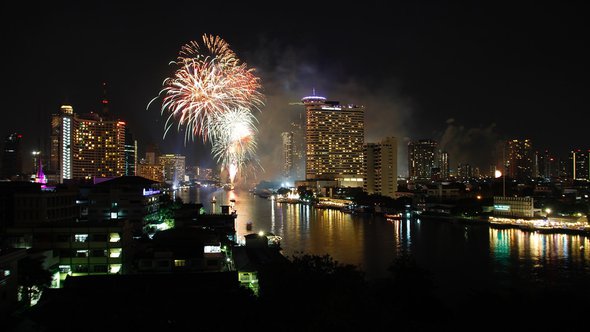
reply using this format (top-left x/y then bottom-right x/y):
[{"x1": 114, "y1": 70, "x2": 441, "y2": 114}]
[{"x1": 50, "y1": 105, "x2": 75, "y2": 182}]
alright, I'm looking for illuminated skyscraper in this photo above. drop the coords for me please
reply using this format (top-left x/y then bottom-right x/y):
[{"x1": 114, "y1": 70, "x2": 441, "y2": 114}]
[
  {"x1": 281, "y1": 131, "x2": 294, "y2": 179},
  {"x1": 73, "y1": 113, "x2": 126, "y2": 179},
  {"x1": 303, "y1": 94, "x2": 364, "y2": 186},
  {"x1": 50, "y1": 105, "x2": 75, "y2": 182},
  {"x1": 571, "y1": 149, "x2": 589, "y2": 180},
  {"x1": 506, "y1": 139, "x2": 533, "y2": 179},
  {"x1": 408, "y1": 139, "x2": 438, "y2": 181},
  {"x1": 364, "y1": 137, "x2": 397, "y2": 197},
  {"x1": 1, "y1": 133, "x2": 23, "y2": 179}
]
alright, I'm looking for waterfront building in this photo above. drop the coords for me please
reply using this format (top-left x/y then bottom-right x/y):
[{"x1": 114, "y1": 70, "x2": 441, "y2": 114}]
[
  {"x1": 408, "y1": 139, "x2": 438, "y2": 181},
  {"x1": 303, "y1": 94, "x2": 364, "y2": 187},
  {"x1": 493, "y1": 196, "x2": 534, "y2": 218},
  {"x1": 364, "y1": 137, "x2": 398, "y2": 198}
]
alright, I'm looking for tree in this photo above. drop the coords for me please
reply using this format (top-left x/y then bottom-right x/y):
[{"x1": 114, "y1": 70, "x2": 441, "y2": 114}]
[{"x1": 18, "y1": 255, "x2": 52, "y2": 307}]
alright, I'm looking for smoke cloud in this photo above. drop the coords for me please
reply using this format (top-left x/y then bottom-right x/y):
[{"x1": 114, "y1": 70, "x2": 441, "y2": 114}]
[
  {"x1": 244, "y1": 38, "x2": 414, "y2": 182},
  {"x1": 437, "y1": 119, "x2": 501, "y2": 173}
]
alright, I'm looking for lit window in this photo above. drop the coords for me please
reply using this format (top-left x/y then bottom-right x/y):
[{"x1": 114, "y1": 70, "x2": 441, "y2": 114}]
[
  {"x1": 174, "y1": 259, "x2": 186, "y2": 267},
  {"x1": 74, "y1": 234, "x2": 88, "y2": 242},
  {"x1": 109, "y1": 233, "x2": 120, "y2": 242}
]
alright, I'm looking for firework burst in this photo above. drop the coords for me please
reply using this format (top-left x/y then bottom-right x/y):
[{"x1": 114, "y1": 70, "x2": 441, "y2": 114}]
[
  {"x1": 149, "y1": 34, "x2": 264, "y2": 184},
  {"x1": 210, "y1": 108, "x2": 259, "y2": 183}
]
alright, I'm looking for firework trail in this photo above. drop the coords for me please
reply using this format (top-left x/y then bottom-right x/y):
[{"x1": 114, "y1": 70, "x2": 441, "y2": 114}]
[
  {"x1": 149, "y1": 34, "x2": 264, "y2": 184},
  {"x1": 210, "y1": 108, "x2": 259, "y2": 182}
]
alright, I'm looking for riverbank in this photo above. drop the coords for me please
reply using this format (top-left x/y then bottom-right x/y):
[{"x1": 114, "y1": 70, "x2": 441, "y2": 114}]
[{"x1": 416, "y1": 213, "x2": 590, "y2": 236}]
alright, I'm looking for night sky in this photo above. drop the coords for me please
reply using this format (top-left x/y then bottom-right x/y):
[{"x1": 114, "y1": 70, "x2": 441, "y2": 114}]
[{"x1": 2, "y1": 1, "x2": 588, "y2": 179}]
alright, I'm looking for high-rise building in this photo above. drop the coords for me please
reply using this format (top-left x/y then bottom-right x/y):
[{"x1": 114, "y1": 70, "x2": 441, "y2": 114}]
[
  {"x1": 50, "y1": 95, "x2": 129, "y2": 182},
  {"x1": 159, "y1": 154, "x2": 186, "y2": 185},
  {"x1": 281, "y1": 131, "x2": 294, "y2": 179},
  {"x1": 457, "y1": 163, "x2": 472, "y2": 179},
  {"x1": 1, "y1": 133, "x2": 23, "y2": 179},
  {"x1": 408, "y1": 139, "x2": 438, "y2": 181},
  {"x1": 303, "y1": 95, "x2": 364, "y2": 186},
  {"x1": 571, "y1": 149, "x2": 590, "y2": 180},
  {"x1": 50, "y1": 105, "x2": 75, "y2": 181},
  {"x1": 124, "y1": 129, "x2": 137, "y2": 176},
  {"x1": 73, "y1": 113, "x2": 126, "y2": 179},
  {"x1": 506, "y1": 139, "x2": 533, "y2": 180},
  {"x1": 439, "y1": 151, "x2": 449, "y2": 180},
  {"x1": 364, "y1": 137, "x2": 397, "y2": 198}
]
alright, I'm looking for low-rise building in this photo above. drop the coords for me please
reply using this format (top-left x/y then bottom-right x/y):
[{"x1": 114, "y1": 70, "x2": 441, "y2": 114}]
[{"x1": 493, "y1": 196, "x2": 534, "y2": 218}]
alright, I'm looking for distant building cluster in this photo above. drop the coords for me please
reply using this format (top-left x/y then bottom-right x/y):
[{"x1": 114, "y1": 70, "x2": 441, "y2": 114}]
[
  {"x1": 277, "y1": 92, "x2": 589, "y2": 202},
  {"x1": 0, "y1": 85, "x2": 217, "y2": 187}
]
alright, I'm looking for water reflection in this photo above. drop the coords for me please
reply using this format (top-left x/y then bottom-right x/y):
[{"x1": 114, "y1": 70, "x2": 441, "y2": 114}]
[{"x1": 174, "y1": 187, "x2": 590, "y2": 281}]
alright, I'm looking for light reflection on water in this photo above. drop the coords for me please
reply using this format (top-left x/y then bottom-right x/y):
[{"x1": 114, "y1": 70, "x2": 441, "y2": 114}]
[{"x1": 175, "y1": 187, "x2": 590, "y2": 284}]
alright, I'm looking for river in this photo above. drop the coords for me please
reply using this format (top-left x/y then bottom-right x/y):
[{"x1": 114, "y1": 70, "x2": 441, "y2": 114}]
[{"x1": 176, "y1": 186, "x2": 590, "y2": 302}]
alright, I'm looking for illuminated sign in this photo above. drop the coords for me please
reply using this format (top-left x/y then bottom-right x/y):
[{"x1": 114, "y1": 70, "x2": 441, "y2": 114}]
[
  {"x1": 494, "y1": 204, "x2": 511, "y2": 211},
  {"x1": 143, "y1": 188, "x2": 161, "y2": 196},
  {"x1": 204, "y1": 245, "x2": 221, "y2": 253}
]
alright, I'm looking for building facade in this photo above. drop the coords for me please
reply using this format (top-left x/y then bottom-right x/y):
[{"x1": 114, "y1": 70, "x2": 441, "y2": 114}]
[
  {"x1": 408, "y1": 139, "x2": 438, "y2": 181},
  {"x1": 493, "y1": 196, "x2": 534, "y2": 218},
  {"x1": 303, "y1": 95, "x2": 364, "y2": 186},
  {"x1": 281, "y1": 131, "x2": 294, "y2": 179},
  {"x1": 158, "y1": 154, "x2": 186, "y2": 185},
  {"x1": 439, "y1": 151, "x2": 449, "y2": 180},
  {"x1": 50, "y1": 104, "x2": 127, "y2": 181},
  {"x1": 364, "y1": 137, "x2": 397, "y2": 198},
  {"x1": 506, "y1": 139, "x2": 533, "y2": 180},
  {"x1": 124, "y1": 129, "x2": 137, "y2": 176},
  {"x1": 571, "y1": 149, "x2": 589, "y2": 181}
]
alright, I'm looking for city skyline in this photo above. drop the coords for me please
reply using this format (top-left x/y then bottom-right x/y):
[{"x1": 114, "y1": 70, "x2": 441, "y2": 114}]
[{"x1": 2, "y1": 1, "x2": 588, "y2": 180}]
